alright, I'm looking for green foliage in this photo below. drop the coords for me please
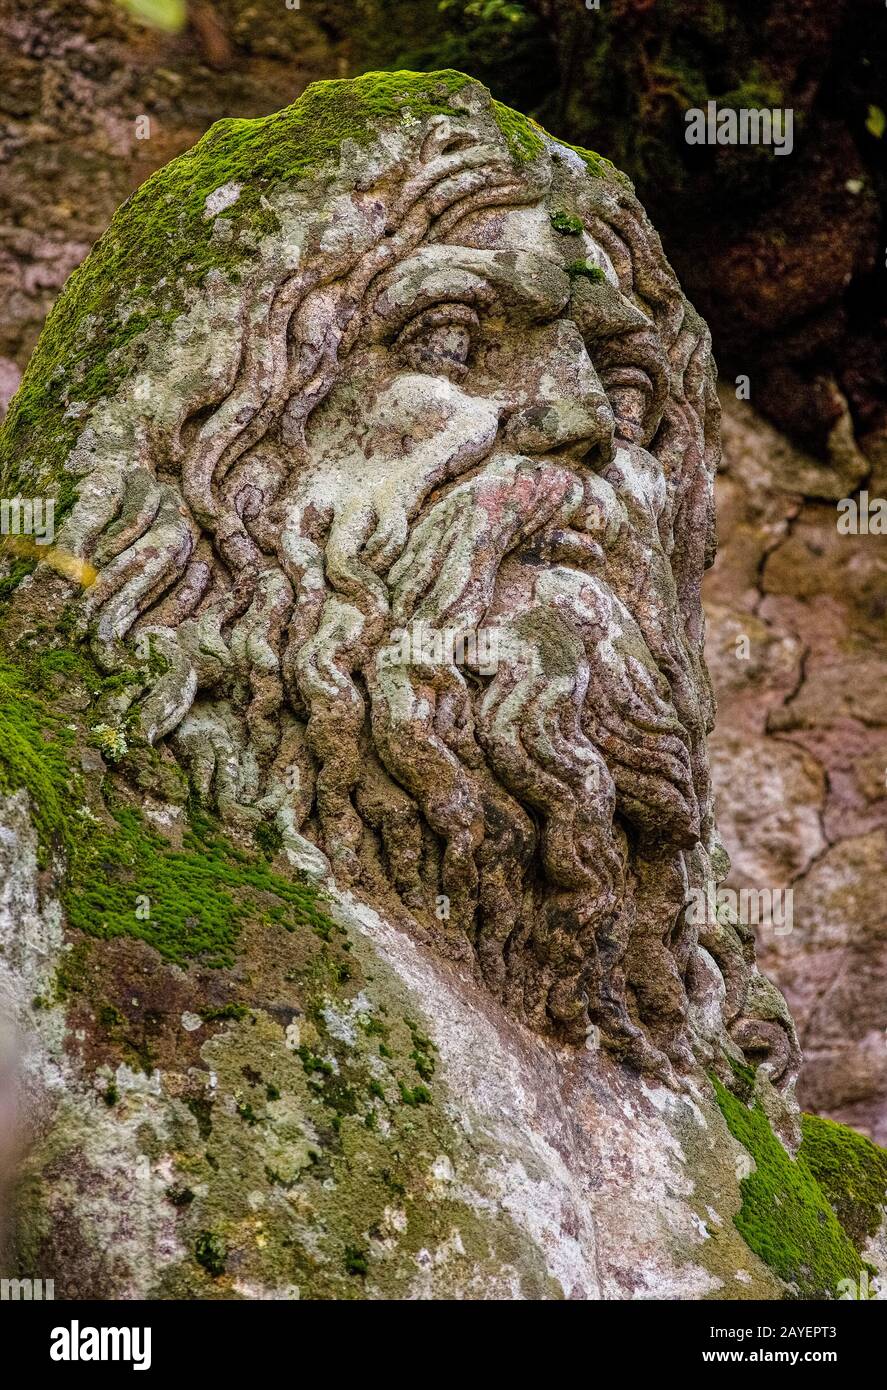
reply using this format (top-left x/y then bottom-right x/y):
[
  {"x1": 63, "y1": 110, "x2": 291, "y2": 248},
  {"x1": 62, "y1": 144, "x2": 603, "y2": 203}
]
[
  {"x1": 388, "y1": 0, "x2": 554, "y2": 115},
  {"x1": 541, "y1": 3, "x2": 791, "y2": 218},
  {"x1": 713, "y1": 1078, "x2": 868, "y2": 1298},
  {"x1": 799, "y1": 1113, "x2": 887, "y2": 1251},
  {"x1": 118, "y1": 0, "x2": 186, "y2": 32}
]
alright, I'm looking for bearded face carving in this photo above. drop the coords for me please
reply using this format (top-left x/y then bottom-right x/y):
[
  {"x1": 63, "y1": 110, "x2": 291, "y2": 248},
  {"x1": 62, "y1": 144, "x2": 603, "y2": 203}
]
[{"x1": 46, "y1": 75, "x2": 798, "y2": 1091}]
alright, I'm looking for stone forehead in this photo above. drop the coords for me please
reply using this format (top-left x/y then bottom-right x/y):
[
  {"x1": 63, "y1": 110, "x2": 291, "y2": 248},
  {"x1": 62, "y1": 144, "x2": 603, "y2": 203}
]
[{"x1": 8, "y1": 74, "x2": 645, "y2": 555}]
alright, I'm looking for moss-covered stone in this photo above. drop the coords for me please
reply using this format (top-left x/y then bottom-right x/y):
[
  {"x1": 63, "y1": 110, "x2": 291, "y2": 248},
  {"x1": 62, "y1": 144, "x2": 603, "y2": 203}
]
[
  {"x1": 1, "y1": 632, "x2": 561, "y2": 1297},
  {"x1": 798, "y1": 1113, "x2": 887, "y2": 1252},
  {"x1": 713, "y1": 1078, "x2": 873, "y2": 1297},
  {"x1": 0, "y1": 69, "x2": 623, "y2": 538},
  {"x1": 0, "y1": 647, "x2": 328, "y2": 965},
  {"x1": 566, "y1": 260, "x2": 607, "y2": 282},
  {"x1": 550, "y1": 209, "x2": 584, "y2": 235},
  {"x1": 140, "y1": 921, "x2": 562, "y2": 1300}
]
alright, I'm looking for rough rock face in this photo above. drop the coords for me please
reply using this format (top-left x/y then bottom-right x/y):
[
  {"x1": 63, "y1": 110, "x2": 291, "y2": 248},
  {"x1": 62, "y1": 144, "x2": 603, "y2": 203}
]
[
  {"x1": 0, "y1": 71, "x2": 885, "y2": 1299},
  {"x1": 706, "y1": 392, "x2": 887, "y2": 1146},
  {"x1": 0, "y1": 0, "x2": 344, "y2": 406}
]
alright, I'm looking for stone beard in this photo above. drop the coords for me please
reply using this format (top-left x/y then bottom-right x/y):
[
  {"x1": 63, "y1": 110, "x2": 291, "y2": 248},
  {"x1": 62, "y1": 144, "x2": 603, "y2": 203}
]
[{"x1": 58, "y1": 86, "x2": 799, "y2": 1090}]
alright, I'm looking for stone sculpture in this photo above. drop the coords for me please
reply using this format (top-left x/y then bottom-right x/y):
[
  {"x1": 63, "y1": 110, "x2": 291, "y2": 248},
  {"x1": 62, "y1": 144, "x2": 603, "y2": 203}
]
[{"x1": 4, "y1": 72, "x2": 854, "y2": 1302}]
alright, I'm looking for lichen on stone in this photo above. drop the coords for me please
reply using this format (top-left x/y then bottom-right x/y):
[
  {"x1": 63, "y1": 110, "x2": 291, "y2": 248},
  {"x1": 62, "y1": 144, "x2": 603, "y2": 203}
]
[{"x1": 0, "y1": 68, "x2": 618, "y2": 531}]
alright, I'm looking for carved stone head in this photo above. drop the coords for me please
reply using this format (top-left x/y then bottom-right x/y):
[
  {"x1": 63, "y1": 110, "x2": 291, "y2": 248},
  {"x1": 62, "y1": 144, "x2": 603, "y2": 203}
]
[{"x1": 4, "y1": 72, "x2": 799, "y2": 1094}]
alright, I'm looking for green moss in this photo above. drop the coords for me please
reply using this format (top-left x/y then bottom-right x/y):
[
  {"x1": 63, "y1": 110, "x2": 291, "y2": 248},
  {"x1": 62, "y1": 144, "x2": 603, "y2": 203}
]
[
  {"x1": 406, "y1": 1018, "x2": 437, "y2": 1081},
  {"x1": 194, "y1": 1231, "x2": 227, "y2": 1278},
  {"x1": 799, "y1": 1113, "x2": 887, "y2": 1251},
  {"x1": 0, "y1": 554, "x2": 38, "y2": 603},
  {"x1": 713, "y1": 1078, "x2": 867, "y2": 1298},
  {"x1": 343, "y1": 1244, "x2": 369, "y2": 1277},
  {"x1": 550, "y1": 210, "x2": 584, "y2": 235},
  {"x1": 551, "y1": 138, "x2": 629, "y2": 184},
  {"x1": 0, "y1": 652, "x2": 331, "y2": 966},
  {"x1": 254, "y1": 820, "x2": 284, "y2": 860},
  {"x1": 200, "y1": 1003, "x2": 249, "y2": 1023},
  {"x1": 566, "y1": 260, "x2": 606, "y2": 282},
  {"x1": 298, "y1": 1045, "x2": 335, "y2": 1078},
  {"x1": 97, "y1": 1003, "x2": 125, "y2": 1030},
  {"x1": 398, "y1": 1081, "x2": 432, "y2": 1107},
  {"x1": 0, "y1": 658, "x2": 76, "y2": 869},
  {"x1": 0, "y1": 69, "x2": 623, "y2": 535},
  {"x1": 725, "y1": 1053, "x2": 758, "y2": 1100},
  {"x1": 149, "y1": 979, "x2": 560, "y2": 1300},
  {"x1": 64, "y1": 802, "x2": 329, "y2": 966}
]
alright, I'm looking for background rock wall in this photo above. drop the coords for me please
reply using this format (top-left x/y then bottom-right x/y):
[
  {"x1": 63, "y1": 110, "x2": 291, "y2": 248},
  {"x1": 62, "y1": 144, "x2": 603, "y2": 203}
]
[
  {"x1": 2, "y1": 0, "x2": 885, "y2": 1141},
  {"x1": 707, "y1": 391, "x2": 887, "y2": 1144}
]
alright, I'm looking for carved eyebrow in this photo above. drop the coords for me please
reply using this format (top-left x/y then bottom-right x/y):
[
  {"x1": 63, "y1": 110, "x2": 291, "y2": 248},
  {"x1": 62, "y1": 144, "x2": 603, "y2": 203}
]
[{"x1": 366, "y1": 246, "x2": 571, "y2": 340}]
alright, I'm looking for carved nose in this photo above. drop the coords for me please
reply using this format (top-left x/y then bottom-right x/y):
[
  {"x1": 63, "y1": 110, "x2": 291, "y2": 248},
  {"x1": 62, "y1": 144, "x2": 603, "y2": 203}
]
[
  {"x1": 499, "y1": 321, "x2": 617, "y2": 464},
  {"x1": 501, "y1": 394, "x2": 616, "y2": 464}
]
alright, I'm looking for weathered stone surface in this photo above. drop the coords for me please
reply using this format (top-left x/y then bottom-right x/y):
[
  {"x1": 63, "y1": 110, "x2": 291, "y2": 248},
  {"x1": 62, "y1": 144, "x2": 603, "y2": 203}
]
[
  {"x1": 0, "y1": 71, "x2": 883, "y2": 1300},
  {"x1": 0, "y1": 0, "x2": 344, "y2": 378},
  {"x1": 705, "y1": 392, "x2": 887, "y2": 1144},
  {"x1": 710, "y1": 732, "x2": 826, "y2": 889}
]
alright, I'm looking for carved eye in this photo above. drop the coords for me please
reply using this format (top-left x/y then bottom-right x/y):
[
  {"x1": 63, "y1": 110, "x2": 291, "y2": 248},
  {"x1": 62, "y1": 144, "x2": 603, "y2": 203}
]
[{"x1": 395, "y1": 304, "x2": 479, "y2": 380}]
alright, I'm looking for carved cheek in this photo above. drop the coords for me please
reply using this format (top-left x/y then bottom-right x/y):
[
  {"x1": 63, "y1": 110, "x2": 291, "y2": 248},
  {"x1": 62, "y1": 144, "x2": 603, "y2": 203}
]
[{"x1": 355, "y1": 370, "x2": 501, "y2": 474}]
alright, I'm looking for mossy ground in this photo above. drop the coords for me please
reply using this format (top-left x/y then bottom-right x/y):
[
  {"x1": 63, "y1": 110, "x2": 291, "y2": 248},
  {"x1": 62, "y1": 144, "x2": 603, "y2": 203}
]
[{"x1": 712, "y1": 1077, "x2": 883, "y2": 1298}]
